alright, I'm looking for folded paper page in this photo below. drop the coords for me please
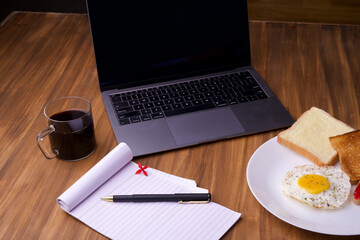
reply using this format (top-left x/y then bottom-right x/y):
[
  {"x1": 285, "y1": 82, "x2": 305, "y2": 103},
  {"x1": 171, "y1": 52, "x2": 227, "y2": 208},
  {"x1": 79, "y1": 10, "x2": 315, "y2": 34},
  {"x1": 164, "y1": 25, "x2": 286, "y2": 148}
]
[
  {"x1": 57, "y1": 143, "x2": 241, "y2": 239},
  {"x1": 57, "y1": 142, "x2": 133, "y2": 211}
]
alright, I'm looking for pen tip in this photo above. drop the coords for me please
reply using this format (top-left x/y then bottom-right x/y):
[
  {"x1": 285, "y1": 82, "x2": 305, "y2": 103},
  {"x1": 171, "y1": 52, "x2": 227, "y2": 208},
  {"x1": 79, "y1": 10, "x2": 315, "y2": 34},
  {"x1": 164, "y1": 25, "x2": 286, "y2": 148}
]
[{"x1": 101, "y1": 196, "x2": 113, "y2": 202}]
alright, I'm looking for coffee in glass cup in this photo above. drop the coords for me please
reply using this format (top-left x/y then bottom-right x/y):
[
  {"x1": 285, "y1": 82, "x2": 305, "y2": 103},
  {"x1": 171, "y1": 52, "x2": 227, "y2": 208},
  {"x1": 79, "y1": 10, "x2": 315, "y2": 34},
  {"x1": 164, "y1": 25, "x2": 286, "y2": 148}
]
[{"x1": 37, "y1": 96, "x2": 96, "y2": 161}]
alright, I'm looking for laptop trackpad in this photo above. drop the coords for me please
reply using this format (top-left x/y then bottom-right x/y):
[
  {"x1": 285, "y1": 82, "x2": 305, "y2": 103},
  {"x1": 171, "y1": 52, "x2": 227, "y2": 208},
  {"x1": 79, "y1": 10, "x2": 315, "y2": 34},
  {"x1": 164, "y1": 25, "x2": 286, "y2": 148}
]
[{"x1": 166, "y1": 108, "x2": 244, "y2": 146}]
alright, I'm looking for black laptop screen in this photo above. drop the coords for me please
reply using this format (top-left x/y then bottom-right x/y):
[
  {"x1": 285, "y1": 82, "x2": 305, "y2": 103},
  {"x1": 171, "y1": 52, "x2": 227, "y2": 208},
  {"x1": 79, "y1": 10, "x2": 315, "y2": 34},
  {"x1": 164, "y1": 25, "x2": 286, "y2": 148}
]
[{"x1": 86, "y1": 0, "x2": 251, "y2": 91}]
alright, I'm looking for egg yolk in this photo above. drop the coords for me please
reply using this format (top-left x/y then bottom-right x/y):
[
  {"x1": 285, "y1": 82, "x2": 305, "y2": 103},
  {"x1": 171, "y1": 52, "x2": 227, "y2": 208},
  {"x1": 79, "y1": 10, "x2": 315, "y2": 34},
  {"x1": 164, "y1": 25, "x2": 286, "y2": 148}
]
[{"x1": 298, "y1": 174, "x2": 330, "y2": 194}]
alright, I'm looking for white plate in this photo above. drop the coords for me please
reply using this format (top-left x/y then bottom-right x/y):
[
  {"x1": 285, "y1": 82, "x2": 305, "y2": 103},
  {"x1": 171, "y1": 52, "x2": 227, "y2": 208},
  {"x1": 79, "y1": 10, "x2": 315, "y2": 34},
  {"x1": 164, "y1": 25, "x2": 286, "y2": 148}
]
[{"x1": 246, "y1": 137, "x2": 359, "y2": 235}]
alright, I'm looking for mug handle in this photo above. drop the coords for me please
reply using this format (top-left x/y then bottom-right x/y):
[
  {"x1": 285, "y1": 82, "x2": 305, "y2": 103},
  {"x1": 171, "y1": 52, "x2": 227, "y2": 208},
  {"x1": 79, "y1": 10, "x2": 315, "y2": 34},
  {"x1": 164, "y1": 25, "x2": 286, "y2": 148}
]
[{"x1": 37, "y1": 125, "x2": 58, "y2": 159}]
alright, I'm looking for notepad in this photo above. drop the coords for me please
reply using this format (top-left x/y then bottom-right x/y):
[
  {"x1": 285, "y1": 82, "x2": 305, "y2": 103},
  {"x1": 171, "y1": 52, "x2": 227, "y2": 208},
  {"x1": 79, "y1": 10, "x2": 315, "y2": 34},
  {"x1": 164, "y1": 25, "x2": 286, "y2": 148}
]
[{"x1": 57, "y1": 143, "x2": 241, "y2": 239}]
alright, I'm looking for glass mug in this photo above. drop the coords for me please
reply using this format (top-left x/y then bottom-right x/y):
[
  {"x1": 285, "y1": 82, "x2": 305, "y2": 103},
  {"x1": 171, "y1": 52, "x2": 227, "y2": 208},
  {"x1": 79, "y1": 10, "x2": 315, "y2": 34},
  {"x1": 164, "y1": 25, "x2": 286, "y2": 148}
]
[{"x1": 37, "y1": 96, "x2": 96, "y2": 161}]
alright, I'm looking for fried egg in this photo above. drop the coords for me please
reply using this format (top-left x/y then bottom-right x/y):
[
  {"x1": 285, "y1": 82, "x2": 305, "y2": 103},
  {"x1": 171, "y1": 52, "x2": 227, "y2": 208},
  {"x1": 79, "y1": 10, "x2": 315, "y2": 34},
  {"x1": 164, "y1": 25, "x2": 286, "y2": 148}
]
[{"x1": 282, "y1": 165, "x2": 351, "y2": 209}]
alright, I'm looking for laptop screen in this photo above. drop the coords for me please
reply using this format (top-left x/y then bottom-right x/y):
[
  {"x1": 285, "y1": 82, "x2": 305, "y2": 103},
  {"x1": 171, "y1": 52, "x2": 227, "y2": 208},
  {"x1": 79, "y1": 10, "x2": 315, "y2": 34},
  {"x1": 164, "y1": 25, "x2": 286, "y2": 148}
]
[{"x1": 87, "y1": 0, "x2": 251, "y2": 91}]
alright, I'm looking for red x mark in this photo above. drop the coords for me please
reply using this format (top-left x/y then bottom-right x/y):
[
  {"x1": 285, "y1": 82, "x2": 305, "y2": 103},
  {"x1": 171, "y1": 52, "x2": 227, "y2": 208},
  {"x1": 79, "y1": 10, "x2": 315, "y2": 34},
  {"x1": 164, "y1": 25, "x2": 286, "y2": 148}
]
[{"x1": 135, "y1": 162, "x2": 149, "y2": 176}]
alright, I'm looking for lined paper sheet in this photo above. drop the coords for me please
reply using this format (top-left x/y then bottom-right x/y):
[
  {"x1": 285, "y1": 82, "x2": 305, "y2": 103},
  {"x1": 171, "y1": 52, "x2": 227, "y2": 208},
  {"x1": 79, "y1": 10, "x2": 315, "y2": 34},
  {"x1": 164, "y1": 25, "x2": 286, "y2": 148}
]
[{"x1": 57, "y1": 143, "x2": 241, "y2": 239}]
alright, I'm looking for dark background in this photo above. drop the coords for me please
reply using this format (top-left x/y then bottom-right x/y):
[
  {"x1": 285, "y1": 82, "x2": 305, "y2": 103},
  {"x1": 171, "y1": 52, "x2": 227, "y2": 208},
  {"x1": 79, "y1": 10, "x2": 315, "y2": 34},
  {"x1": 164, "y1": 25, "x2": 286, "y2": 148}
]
[
  {"x1": 1, "y1": 0, "x2": 360, "y2": 24},
  {"x1": 0, "y1": 0, "x2": 87, "y2": 22}
]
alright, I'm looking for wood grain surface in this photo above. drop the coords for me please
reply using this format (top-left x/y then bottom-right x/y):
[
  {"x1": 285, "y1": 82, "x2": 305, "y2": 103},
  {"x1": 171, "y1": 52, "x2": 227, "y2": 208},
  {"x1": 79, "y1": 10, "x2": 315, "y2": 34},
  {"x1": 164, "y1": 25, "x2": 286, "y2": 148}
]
[
  {"x1": 0, "y1": 12, "x2": 360, "y2": 239},
  {"x1": 248, "y1": 0, "x2": 360, "y2": 24}
]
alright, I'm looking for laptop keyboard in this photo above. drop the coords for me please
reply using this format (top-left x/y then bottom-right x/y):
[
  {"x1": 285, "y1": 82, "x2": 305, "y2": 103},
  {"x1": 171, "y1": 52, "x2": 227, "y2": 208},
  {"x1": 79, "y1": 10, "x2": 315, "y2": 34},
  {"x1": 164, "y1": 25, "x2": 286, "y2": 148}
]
[{"x1": 110, "y1": 71, "x2": 268, "y2": 125}]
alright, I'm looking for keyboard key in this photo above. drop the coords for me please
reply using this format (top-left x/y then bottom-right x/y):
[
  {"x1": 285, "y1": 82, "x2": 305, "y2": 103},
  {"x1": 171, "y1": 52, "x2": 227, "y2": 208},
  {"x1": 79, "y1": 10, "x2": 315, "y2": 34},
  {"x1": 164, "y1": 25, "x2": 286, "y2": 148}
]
[
  {"x1": 209, "y1": 86, "x2": 218, "y2": 91},
  {"x1": 161, "y1": 88, "x2": 171, "y2": 94},
  {"x1": 215, "y1": 101, "x2": 228, "y2": 107},
  {"x1": 247, "y1": 95, "x2": 258, "y2": 101},
  {"x1": 246, "y1": 76, "x2": 256, "y2": 84},
  {"x1": 174, "y1": 97, "x2": 184, "y2": 103},
  {"x1": 189, "y1": 89, "x2": 199, "y2": 94},
  {"x1": 129, "y1": 99, "x2": 139, "y2": 105},
  {"x1": 212, "y1": 96, "x2": 223, "y2": 102},
  {"x1": 144, "y1": 102, "x2": 154, "y2": 108},
  {"x1": 152, "y1": 112, "x2": 165, "y2": 119},
  {"x1": 149, "y1": 96, "x2": 159, "y2": 101},
  {"x1": 199, "y1": 87, "x2": 208, "y2": 92},
  {"x1": 141, "y1": 92, "x2": 151, "y2": 97},
  {"x1": 190, "y1": 82, "x2": 201, "y2": 88},
  {"x1": 116, "y1": 106, "x2": 134, "y2": 114},
  {"x1": 194, "y1": 94, "x2": 204, "y2": 99},
  {"x1": 141, "y1": 115, "x2": 152, "y2": 121},
  {"x1": 203, "y1": 98, "x2": 212, "y2": 103},
  {"x1": 214, "y1": 90, "x2": 223, "y2": 96},
  {"x1": 139, "y1": 98, "x2": 149, "y2": 103},
  {"x1": 172, "y1": 103, "x2": 182, "y2": 109},
  {"x1": 242, "y1": 89, "x2": 261, "y2": 96},
  {"x1": 179, "y1": 91, "x2": 189, "y2": 96},
  {"x1": 182, "y1": 101, "x2": 192, "y2": 107},
  {"x1": 164, "y1": 103, "x2": 216, "y2": 117},
  {"x1": 141, "y1": 109, "x2": 151, "y2": 114},
  {"x1": 121, "y1": 95, "x2": 132, "y2": 101},
  {"x1": 238, "y1": 97, "x2": 248, "y2": 103},
  {"x1": 164, "y1": 99, "x2": 174, "y2": 105},
  {"x1": 111, "y1": 94, "x2": 121, "y2": 103},
  {"x1": 159, "y1": 94, "x2": 169, "y2": 100},
  {"x1": 204, "y1": 92, "x2": 214, "y2": 97},
  {"x1": 228, "y1": 99, "x2": 238, "y2": 105},
  {"x1": 154, "y1": 101, "x2": 164, "y2": 106},
  {"x1": 133, "y1": 104, "x2": 144, "y2": 110},
  {"x1": 131, "y1": 93, "x2": 142, "y2": 99},
  {"x1": 184, "y1": 95, "x2": 194, "y2": 101},
  {"x1": 151, "y1": 89, "x2": 162, "y2": 95},
  {"x1": 257, "y1": 93, "x2": 268, "y2": 99},
  {"x1": 117, "y1": 111, "x2": 141, "y2": 119},
  {"x1": 113, "y1": 100, "x2": 128, "y2": 108},
  {"x1": 243, "y1": 83, "x2": 260, "y2": 90},
  {"x1": 151, "y1": 107, "x2": 162, "y2": 113},
  {"x1": 162, "y1": 105, "x2": 172, "y2": 111},
  {"x1": 169, "y1": 92, "x2": 179, "y2": 98},
  {"x1": 119, "y1": 118, "x2": 130, "y2": 125},
  {"x1": 223, "y1": 93, "x2": 233, "y2": 99},
  {"x1": 171, "y1": 86, "x2": 181, "y2": 92},
  {"x1": 192, "y1": 99, "x2": 203, "y2": 105},
  {"x1": 180, "y1": 84, "x2": 190, "y2": 90},
  {"x1": 130, "y1": 116, "x2": 141, "y2": 123}
]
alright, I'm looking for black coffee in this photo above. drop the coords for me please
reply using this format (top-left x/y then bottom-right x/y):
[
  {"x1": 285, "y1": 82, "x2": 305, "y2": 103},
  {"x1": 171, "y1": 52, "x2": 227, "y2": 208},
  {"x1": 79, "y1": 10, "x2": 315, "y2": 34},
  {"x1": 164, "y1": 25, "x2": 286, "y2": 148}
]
[{"x1": 49, "y1": 109, "x2": 96, "y2": 160}]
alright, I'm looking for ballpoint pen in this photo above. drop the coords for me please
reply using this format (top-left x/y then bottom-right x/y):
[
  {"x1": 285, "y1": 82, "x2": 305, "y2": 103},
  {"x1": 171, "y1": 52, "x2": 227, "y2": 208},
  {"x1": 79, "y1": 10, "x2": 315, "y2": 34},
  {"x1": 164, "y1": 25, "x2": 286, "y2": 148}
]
[{"x1": 102, "y1": 193, "x2": 211, "y2": 203}]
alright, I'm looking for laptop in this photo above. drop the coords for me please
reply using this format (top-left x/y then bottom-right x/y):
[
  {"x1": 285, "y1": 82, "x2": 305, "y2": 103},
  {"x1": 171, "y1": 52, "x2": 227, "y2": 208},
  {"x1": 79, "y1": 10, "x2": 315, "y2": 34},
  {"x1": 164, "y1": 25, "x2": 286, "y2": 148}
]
[{"x1": 86, "y1": 0, "x2": 294, "y2": 156}]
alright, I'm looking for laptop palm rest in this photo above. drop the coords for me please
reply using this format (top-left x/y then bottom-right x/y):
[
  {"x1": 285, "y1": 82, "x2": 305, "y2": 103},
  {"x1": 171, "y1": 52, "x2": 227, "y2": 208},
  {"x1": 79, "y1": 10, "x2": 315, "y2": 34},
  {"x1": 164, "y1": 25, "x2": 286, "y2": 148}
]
[{"x1": 166, "y1": 108, "x2": 244, "y2": 146}]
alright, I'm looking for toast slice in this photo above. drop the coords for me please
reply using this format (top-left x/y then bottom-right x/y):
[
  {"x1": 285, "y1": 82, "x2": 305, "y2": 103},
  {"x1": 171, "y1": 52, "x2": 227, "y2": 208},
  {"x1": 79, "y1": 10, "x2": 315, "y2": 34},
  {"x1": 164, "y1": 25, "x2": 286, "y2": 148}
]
[
  {"x1": 277, "y1": 107, "x2": 354, "y2": 166},
  {"x1": 330, "y1": 130, "x2": 360, "y2": 184}
]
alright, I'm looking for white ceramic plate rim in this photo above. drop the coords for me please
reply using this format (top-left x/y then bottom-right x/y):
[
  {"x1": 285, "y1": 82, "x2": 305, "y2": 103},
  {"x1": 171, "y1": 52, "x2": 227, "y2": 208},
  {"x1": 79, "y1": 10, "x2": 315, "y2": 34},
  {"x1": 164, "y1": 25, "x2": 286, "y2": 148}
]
[{"x1": 246, "y1": 137, "x2": 359, "y2": 236}]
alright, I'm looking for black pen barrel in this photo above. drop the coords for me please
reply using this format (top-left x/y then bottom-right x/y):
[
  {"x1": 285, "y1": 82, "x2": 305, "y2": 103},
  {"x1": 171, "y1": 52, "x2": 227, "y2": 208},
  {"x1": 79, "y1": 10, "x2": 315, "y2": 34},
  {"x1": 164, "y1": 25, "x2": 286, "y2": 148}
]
[
  {"x1": 174, "y1": 193, "x2": 211, "y2": 202},
  {"x1": 112, "y1": 193, "x2": 210, "y2": 202}
]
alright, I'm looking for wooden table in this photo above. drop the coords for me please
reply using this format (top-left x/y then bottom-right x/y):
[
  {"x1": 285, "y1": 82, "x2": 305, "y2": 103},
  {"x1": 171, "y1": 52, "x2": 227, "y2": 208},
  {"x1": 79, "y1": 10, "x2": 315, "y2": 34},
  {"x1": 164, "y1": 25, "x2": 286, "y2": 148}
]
[{"x1": 1, "y1": 12, "x2": 359, "y2": 239}]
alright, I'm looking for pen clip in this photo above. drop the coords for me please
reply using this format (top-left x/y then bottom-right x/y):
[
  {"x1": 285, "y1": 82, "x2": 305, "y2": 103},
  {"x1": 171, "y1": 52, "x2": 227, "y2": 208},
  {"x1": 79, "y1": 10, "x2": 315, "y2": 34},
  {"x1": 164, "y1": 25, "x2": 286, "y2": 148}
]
[{"x1": 178, "y1": 200, "x2": 210, "y2": 204}]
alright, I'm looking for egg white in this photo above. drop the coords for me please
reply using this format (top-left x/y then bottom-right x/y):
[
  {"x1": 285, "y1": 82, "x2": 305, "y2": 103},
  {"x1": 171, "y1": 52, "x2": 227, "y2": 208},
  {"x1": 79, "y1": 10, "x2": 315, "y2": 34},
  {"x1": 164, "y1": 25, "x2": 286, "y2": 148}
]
[{"x1": 282, "y1": 165, "x2": 351, "y2": 209}]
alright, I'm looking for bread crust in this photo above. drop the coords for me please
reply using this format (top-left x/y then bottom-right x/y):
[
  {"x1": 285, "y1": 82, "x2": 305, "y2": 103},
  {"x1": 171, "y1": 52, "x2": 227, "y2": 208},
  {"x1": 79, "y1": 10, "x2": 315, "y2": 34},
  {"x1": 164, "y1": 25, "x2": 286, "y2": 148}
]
[
  {"x1": 330, "y1": 130, "x2": 360, "y2": 184},
  {"x1": 277, "y1": 136, "x2": 337, "y2": 166}
]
